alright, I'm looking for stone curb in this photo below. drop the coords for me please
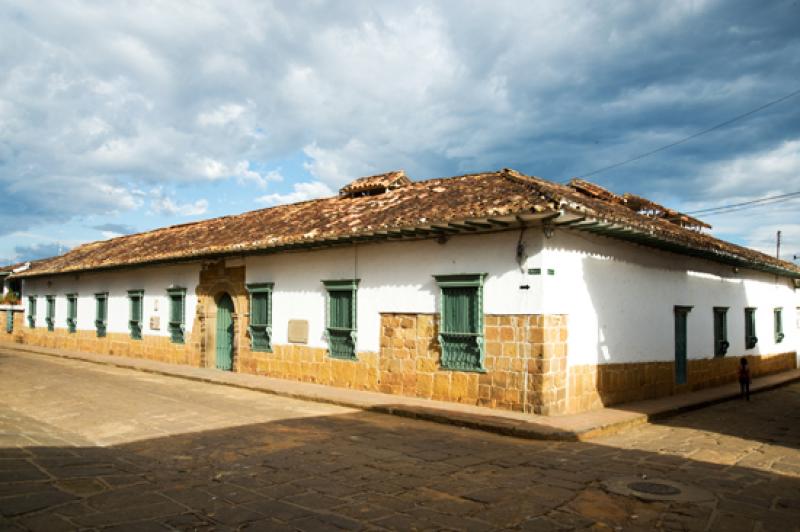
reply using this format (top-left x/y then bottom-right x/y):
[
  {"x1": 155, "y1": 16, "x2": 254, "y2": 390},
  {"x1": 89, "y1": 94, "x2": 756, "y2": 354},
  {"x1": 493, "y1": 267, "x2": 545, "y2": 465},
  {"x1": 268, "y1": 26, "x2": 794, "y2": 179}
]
[{"x1": 2, "y1": 341, "x2": 798, "y2": 442}]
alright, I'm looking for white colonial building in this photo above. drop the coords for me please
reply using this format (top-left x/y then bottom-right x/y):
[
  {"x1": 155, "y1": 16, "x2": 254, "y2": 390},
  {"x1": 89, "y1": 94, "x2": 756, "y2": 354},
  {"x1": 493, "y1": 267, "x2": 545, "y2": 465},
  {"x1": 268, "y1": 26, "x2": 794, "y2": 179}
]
[{"x1": 3, "y1": 169, "x2": 797, "y2": 414}]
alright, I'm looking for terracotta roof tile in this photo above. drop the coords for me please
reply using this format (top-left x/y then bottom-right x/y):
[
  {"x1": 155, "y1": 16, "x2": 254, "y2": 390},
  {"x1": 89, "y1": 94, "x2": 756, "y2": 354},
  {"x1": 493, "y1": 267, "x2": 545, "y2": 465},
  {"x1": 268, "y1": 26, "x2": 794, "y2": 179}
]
[
  {"x1": 13, "y1": 169, "x2": 800, "y2": 278},
  {"x1": 339, "y1": 170, "x2": 411, "y2": 196}
]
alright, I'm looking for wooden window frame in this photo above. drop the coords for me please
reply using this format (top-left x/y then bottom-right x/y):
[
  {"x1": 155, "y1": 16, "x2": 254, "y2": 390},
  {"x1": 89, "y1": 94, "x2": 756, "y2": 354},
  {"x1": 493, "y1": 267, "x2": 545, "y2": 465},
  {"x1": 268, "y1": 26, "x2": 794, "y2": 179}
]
[
  {"x1": 246, "y1": 283, "x2": 273, "y2": 352},
  {"x1": 128, "y1": 290, "x2": 144, "y2": 340},
  {"x1": 323, "y1": 279, "x2": 359, "y2": 360},
  {"x1": 95, "y1": 292, "x2": 108, "y2": 338},
  {"x1": 45, "y1": 295, "x2": 55, "y2": 332},
  {"x1": 66, "y1": 294, "x2": 78, "y2": 333},
  {"x1": 27, "y1": 296, "x2": 36, "y2": 329},
  {"x1": 434, "y1": 273, "x2": 487, "y2": 372},
  {"x1": 713, "y1": 306, "x2": 729, "y2": 357},
  {"x1": 673, "y1": 305, "x2": 693, "y2": 385},
  {"x1": 744, "y1": 307, "x2": 757, "y2": 349},
  {"x1": 774, "y1": 307, "x2": 784, "y2": 343},
  {"x1": 167, "y1": 287, "x2": 186, "y2": 344}
]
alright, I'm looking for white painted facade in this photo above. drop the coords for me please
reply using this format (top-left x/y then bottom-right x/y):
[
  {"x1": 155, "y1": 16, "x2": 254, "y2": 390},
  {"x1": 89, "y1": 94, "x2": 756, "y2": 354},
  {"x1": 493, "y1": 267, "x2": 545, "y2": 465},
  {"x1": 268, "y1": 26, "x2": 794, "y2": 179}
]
[
  {"x1": 544, "y1": 229, "x2": 798, "y2": 367},
  {"x1": 22, "y1": 264, "x2": 201, "y2": 337},
  {"x1": 245, "y1": 231, "x2": 546, "y2": 352},
  {"x1": 18, "y1": 228, "x2": 798, "y2": 366}
]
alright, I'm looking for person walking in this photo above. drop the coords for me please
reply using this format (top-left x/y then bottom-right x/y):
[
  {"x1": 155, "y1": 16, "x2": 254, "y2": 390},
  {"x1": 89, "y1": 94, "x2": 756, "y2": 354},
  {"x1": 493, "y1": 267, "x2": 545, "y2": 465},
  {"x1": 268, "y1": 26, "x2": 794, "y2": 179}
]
[{"x1": 738, "y1": 357, "x2": 751, "y2": 401}]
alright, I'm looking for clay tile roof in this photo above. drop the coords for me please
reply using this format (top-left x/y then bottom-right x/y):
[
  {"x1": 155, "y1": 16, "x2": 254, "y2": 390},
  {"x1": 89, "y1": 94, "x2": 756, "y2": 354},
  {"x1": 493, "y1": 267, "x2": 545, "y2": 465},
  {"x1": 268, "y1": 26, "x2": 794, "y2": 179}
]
[
  {"x1": 568, "y1": 178, "x2": 623, "y2": 204},
  {"x1": 12, "y1": 169, "x2": 800, "y2": 279},
  {"x1": 339, "y1": 170, "x2": 411, "y2": 196},
  {"x1": 622, "y1": 193, "x2": 712, "y2": 230}
]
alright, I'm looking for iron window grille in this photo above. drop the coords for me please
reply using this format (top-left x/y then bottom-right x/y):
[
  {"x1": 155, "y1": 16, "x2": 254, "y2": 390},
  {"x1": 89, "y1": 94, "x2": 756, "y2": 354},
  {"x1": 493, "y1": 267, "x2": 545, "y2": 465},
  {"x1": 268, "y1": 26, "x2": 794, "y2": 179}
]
[{"x1": 434, "y1": 274, "x2": 487, "y2": 372}]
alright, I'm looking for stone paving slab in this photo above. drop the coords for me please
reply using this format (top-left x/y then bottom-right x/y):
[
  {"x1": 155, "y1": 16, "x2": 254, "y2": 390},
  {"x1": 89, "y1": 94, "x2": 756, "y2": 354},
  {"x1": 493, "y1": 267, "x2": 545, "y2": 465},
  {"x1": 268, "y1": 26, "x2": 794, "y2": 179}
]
[
  {"x1": 1, "y1": 351, "x2": 800, "y2": 531},
  {"x1": 2, "y1": 341, "x2": 798, "y2": 441}
]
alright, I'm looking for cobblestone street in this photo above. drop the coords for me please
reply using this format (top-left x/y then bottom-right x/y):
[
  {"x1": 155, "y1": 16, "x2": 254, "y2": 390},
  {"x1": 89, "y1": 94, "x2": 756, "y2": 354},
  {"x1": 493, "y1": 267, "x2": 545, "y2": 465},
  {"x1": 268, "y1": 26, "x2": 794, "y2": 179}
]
[{"x1": 1, "y1": 350, "x2": 799, "y2": 531}]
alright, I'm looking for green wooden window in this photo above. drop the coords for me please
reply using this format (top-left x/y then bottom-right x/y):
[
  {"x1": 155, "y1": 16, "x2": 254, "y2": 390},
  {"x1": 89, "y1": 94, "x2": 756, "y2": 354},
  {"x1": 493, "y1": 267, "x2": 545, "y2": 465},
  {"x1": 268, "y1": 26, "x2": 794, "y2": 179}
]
[
  {"x1": 434, "y1": 274, "x2": 487, "y2": 371},
  {"x1": 713, "y1": 307, "x2": 728, "y2": 357},
  {"x1": 27, "y1": 296, "x2": 36, "y2": 328},
  {"x1": 674, "y1": 306, "x2": 692, "y2": 385},
  {"x1": 744, "y1": 308, "x2": 757, "y2": 349},
  {"x1": 323, "y1": 280, "x2": 359, "y2": 360},
  {"x1": 247, "y1": 283, "x2": 273, "y2": 352},
  {"x1": 95, "y1": 293, "x2": 108, "y2": 337},
  {"x1": 45, "y1": 295, "x2": 55, "y2": 332},
  {"x1": 128, "y1": 290, "x2": 144, "y2": 340},
  {"x1": 167, "y1": 288, "x2": 186, "y2": 344},
  {"x1": 774, "y1": 308, "x2": 784, "y2": 343},
  {"x1": 5, "y1": 309, "x2": 12, "y2": 333},
  {"x1": 66, "y1": 294, "x2": 77, "y2": 333}
]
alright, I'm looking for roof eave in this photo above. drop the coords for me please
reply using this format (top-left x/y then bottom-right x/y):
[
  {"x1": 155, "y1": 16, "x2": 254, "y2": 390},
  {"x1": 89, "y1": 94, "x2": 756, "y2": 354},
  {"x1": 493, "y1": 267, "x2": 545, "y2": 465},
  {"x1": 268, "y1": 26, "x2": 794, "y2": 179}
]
[
  {"x1": 557, "y1": 214, "x2": 800, "y2": 279},
  {"x1": 12, "y1": 210, "x2": 563, "y2": 279}
]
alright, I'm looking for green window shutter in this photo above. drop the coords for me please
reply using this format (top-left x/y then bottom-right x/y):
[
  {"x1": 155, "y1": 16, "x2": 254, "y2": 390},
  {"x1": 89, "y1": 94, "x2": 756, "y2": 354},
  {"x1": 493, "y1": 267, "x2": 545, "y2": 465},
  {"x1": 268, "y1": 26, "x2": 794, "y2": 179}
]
[
  {"x1": 128, "y1": 290, "x2": 144, "y2": 340},
  {"x1": 713, "y1": 307, "x2": 728, "y2": 357},
  {"x1": 434, "y1": 274, "x2": 487, "y2": 371},
  {"x1": 167, "y1": 288, "x2": 186, "y2": 344},
  {"x1": 744, "y1": 308, "x2": 757, "y2": 349},
  {"x1": 45, "y1": 296, "x2": 55, "y2": 332},
  {"x1": 95, "y1": 293, "x2": 108, "y2": 337},
  {"x1": 774, "y1": 308, "x2": 784, "y2": 343},
  {"x1": 323, "y1": 280, "x2": 359, "y2": 360},
  {"x1": 246, "y1": 283, "x2": 273, "y2": 351},
  {"x1": 6, "y1": 309, "x2": 12, "y2": 333},
  {"x1": 27, "y1": 297, "x2": 36, "y2": 328},
  {"x1": 674, "y1": 306, "x2": 692, "y2": 385},
  {"x1": 66, "y1": 294, "x2": 77, "y2": 333}
]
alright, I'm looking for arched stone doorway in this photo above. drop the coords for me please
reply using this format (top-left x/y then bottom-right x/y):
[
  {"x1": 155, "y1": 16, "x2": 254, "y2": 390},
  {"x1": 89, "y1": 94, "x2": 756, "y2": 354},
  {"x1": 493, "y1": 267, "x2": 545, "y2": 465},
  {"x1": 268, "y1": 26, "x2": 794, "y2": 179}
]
[{"x1": 215, "y1": 293, "x2": 235, "y2": 371}]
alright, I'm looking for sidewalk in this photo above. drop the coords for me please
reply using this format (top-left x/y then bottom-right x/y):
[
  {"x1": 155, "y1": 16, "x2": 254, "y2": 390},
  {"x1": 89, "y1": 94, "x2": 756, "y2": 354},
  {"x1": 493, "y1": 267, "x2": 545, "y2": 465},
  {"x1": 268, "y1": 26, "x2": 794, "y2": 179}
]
[{"x1": 2, "y1": 340, "x2": 798, "y2": 441}]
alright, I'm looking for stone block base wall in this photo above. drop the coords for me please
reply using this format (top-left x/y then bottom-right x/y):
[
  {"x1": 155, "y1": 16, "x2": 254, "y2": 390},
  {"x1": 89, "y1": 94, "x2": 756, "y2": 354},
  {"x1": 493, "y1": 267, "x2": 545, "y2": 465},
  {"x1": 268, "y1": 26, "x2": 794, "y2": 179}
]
[
  {"x1": 4, "y1": 309, "x2": 25, "y2": 343},
  {"x1": 237, "y1": 345, "x2": 380, "y2": 391},
  {"x1": 379, "y1": 313, "x2": 568, "y2": 414},
  {"x1": 14, "y1": 327, "x2": 198, "y2": 366},
  {"x1": 567, "y1": 352, "x2": 797, "y2": 414},
  {"x1": 5, "y1": 294, "x2": 797, "y2": 416}
]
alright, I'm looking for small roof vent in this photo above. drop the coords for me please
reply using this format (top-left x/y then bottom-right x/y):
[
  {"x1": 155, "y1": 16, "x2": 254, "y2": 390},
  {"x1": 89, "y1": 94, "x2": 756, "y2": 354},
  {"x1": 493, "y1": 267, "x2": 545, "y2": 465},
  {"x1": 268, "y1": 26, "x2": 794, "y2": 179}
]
[{"x1": 339, "y1": 170, "x2": 411, "y2": 198}]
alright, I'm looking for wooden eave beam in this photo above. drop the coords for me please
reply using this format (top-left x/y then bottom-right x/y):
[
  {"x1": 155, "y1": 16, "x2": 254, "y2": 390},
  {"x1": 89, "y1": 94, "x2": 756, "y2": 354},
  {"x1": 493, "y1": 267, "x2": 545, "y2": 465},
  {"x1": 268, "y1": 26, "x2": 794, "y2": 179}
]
[
  {"x1": 487, "y1": 218, "x2": 513, "y2": 227},
  {"x1": 430, "y1": 225, "x2": 460, "y2": 234},
  {"x1": 464, "y1": 220, "x2": 493, "y2": 229},
  {"x1": 448, "y1": 223, "x2": 478, "y2": 232}
]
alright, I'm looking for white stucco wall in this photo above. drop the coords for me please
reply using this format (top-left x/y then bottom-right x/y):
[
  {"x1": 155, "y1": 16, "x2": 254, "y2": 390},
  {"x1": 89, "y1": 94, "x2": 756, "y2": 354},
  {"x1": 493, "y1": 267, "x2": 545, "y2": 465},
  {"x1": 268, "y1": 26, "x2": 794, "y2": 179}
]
[
  {"x1": 16, "y1": 226, "x2": 798, "y2": 367},
  {"x1": 544, "y1": 229, "x2": 798, "y2": 367},
  {"x1": 246, "y1": 230, "x2": 546, "y2": 352},
  {"x1": 22, "y1": 263, "x2": 201, "y2": 337}
]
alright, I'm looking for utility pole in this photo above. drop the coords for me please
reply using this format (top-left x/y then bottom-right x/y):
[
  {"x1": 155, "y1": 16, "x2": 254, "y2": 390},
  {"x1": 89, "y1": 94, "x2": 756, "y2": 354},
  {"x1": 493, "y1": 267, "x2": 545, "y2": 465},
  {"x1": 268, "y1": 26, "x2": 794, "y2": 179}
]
[{"x1": 776, "y1": 230, "x2": 781, "y2": 259}]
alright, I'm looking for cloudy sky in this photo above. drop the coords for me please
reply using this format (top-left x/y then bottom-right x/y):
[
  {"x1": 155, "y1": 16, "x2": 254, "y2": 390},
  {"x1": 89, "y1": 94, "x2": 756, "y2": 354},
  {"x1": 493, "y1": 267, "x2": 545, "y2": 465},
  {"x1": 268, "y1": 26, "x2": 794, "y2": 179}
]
[{"x1": 1, "y1": 0, "x2": 799, "y2": 264}]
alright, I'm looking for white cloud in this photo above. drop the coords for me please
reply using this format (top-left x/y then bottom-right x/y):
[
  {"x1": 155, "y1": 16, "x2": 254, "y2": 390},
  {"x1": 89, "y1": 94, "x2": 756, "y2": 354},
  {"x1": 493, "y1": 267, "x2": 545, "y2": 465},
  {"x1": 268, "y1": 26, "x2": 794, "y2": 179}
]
[
  {"x1": 303, "y1": 141, "x2": 378, "y2": 186},
  {"x1": 256, "y1": 181, "x2": 333, "y2": 206},
  {"x1": 197, "y1": 103, "x2": 246, "y2": 127},
  {"x1": 705, "y1": 139, "x2": 800, "y2": 196},
  {"x1": 0, "y1": 0, "x2": 797, "y2": 255},
  {"x1": 187, "y1": 158, "x2": 282, "y2": 188},
  {"x1": 149, "y1": 188, "x2": 209, "y2": 216}
]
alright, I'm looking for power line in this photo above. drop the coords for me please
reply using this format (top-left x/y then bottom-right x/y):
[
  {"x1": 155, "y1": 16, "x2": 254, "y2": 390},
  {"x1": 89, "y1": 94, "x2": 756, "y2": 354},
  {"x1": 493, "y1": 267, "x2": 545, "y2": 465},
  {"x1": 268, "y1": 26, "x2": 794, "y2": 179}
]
[
  {"x1": 687, "y1": 190, "x2": 800, "y2": 216},
  {"x1": 577, "y1": 87, "x2": 800, "y2": 179}
]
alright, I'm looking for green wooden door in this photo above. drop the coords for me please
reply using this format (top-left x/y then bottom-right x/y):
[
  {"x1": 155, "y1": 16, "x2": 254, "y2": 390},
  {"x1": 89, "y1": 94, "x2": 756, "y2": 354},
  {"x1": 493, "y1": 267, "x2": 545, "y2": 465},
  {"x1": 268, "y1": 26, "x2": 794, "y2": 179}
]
[
  {"x1": 216, "y1": 294, "x2": 234, "y2": 371},
  {"x1": 674, "y1": 307, "x2": 691, "y2": 385}
]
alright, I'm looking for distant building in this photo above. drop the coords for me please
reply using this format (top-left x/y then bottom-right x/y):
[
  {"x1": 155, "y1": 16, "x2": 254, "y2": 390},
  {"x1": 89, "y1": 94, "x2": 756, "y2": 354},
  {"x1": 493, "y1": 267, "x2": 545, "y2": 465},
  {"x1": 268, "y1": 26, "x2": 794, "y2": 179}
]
[{"x1": 3, "y1": 169, "x2": 798, "y2": 414}]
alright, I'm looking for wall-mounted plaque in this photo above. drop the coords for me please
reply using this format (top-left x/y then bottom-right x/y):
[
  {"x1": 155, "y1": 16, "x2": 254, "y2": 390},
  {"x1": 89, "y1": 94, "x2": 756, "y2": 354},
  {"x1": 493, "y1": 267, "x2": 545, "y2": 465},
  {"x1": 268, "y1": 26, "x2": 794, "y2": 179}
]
[
  {"x1": 149, "y1": 316, "x2": 160, "y2": 330},
  {"x1": 287, "y1": 319, "x2": 308, "y2": 344}
]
